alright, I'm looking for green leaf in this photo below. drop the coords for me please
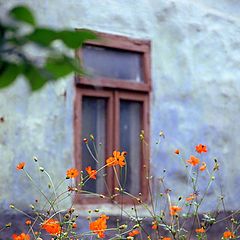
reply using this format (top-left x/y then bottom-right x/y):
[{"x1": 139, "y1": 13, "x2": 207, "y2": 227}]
[
  {"x1": 0, "y1": 23, "x2": 6, "y2": 41},
  {"x1": 0, "y1": 23, "x2": 18, "y2": 45},
  {"x1": 27, "y1": 28, "x2": 57, "y2": 46},
  {"x1": 9, "y1": 5, "x2": 36, "y2": 26},
  {"x1": 0, "y1": 62, "x2": 21, "y2": 88},
  {"x1": 45, "y1": 55, "x2": 83, "y2": 79},
  {"x1": 24, "y1": 65, "x2": 47, "y2": 91},
  {"x1": 57, "y1": 29, "x2": 97, "y2": 49},
  {"x1": 7, "y1": 36, "x2": 29, "y2": 47}
]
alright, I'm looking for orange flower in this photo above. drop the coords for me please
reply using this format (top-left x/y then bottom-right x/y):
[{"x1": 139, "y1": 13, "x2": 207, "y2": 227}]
[
  {"x1": 68, "y1": 186, "x2": 78, "y2": 192},
  {"x1": 25, "y1": 220, "x2": 31, "y2": 225},
  {"x1": 72, "y1": 222, "x2": 77, "y2": 228},
  {"x1": 16, "y1": 162, "x2": 25, "y2": 170},
  {"x1": 199, "y1": 162, "x2": 207, "y2": 171},
  {"x1": 169, "y1": 205, "x2": 182, "y2": 216},
  {"x1": 196, "y1": 227, "x2": 205, "y2": 233},
  {"x1": 162, "y1": 238, "x2": 172, "y2": 240},
  {"x1": 174, "y1": 149, "x2": 180, "y2": 154},
  {"x1": 223, "y1": 231, "x2": 236, "y2": 239},
  {"x1": 106, "y1": 151, "x2": 126, "y2": 167},
  {"x1": 187, "y1": 155, "x2": 200, "y2": 166},
  {"x1": 12, "y1": 233, "x2": 30, "y2": 240},
  {"x1": 152, "y1": 223, "x2": 158, "y2": 230},
  {"x1": 89, "y1": 214, "x2": 109, "y2": 238},
  {"x1": 41, "y1": 218, "x2": 61, "y2": 235},
  {"x1": 66, "y1": 168, "x2": 79, "y2": 179},
  {"x1": 186, "y1": 193, "x2": 196, "y2": 202},
  {"x1": 195, "y1": 144, "x2": 207, "y2": 154},
  {"x1": 128, "y1": 229, "x2": 140, "y2": 237},
  {"x1": 85, "y1": 166, "x2": 97, "y2": 179}
]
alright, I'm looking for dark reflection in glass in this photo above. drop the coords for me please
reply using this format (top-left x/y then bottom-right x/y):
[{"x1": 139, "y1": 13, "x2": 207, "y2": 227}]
[
  {"x1": 120, "y1": 100, "x2": 142, "y2": 195},
  {"x1": 83, "y1": 45, "x2": 144, "y2": 82},
  {"x1": 82, "y1": 97, "x2": 106, "y2": 193}
]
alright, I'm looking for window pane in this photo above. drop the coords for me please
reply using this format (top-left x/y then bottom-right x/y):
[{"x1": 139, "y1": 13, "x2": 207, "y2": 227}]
[
  {"x1": 120, "y1": 100, "x2": 142, "y2": 195},
  {"x1": 82, "y1": 97, "x2": 107, "y2": 194},
  {"x1": 82, "y1": 45, "x2": 144, "y2": 82}
]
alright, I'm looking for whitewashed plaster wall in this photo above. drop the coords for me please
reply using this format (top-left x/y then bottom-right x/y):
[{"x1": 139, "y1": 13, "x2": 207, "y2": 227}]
[{"x1": 0, "y1": 0, "x2": 240, "y2": 213}]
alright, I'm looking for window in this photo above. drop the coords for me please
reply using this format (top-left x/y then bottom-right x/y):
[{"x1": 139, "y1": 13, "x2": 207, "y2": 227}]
[{"x1": 74, "y1": 32, "x2": 151, "y2": 204}]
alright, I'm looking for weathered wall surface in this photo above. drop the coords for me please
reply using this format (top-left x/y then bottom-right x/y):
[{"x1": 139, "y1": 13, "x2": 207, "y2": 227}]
[
  {"x1": 0, "y1": 0, "x2": 240, "y2": 220},
  {"x1": 150, "y1": 0, "x2": 240, "y2": 211}
]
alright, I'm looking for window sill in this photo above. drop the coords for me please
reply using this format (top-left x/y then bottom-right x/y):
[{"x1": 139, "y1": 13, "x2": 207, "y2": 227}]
[{"x1": 74, "y1": 203, "x2": 153, "y2": 218}]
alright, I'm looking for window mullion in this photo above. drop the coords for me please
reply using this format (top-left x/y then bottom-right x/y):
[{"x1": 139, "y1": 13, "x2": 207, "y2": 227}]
[
  {"x1": 112, "y1": 90, "x2": 120, "y2": 194},
  {"x1": 113, "y1": 90, "x2": 120, "y2": 150},
  {"x1": 105, "y1": 91, "x2": 115, "y2": 198}
]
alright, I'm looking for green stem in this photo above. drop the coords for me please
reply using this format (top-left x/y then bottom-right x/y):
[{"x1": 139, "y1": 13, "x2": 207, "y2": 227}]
[{"x1": 23, "y1": 170, "x2": 57, "y2": 214}]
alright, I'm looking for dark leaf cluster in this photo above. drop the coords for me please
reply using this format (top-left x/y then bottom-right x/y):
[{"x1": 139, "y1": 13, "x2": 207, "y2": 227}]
[{"x1": 0, "y1": 5, "x2": 97, "y2": 90}]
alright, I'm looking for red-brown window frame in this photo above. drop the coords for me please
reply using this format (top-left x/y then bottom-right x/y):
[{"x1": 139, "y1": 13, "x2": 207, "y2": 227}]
[
  {"x1": 75, "y1": 32, "x2": 151, "y2": 93},
  {"x1": 74, "y1": 89, "x2": 114, "y2": 204},
  {"x1": 113, "y1": 91, "x2": 149, "y2": 204},
  {"x1": 74, "y1": 31, "x2": 151, "y2": 204}
]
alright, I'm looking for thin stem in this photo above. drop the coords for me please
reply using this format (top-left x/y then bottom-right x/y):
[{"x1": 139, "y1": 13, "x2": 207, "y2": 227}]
[
  {"x1": 86, "y1": 143, "x2": 99, "y2": 163},
  {"x1": 23, "y1": 170, "x2": 57, "y2": 214},
  {"x1": 188, "y1": 172, "x2": 215, "y2": 239},
  {"x1": 113, "y1": 166, "x2": 122, "y2": 189}
]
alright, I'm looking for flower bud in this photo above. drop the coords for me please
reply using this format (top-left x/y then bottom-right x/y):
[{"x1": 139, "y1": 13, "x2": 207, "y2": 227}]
[
  {"x1": 68, "y1": 208, "x2": 75, "y2": 214},
  {"x1": 30, "y1": 204, "x2": 35, "y2": 210},
  {"x1": 5, "y1": 223, "x2": 11, "y2": 228},
  {"x1": 119, "y1": 224, "x2": 127, "y2": 230},
  {"x1": 64, "y1": 213, "x2": 70, "y2": 220},
  {"x1": 39, "y1": 167, "x2": 44, "y2": 172},
  {"x1": 90, "y1": 134, "x2": 94, "y2": 141},
  {"x1": 133, "y1": 224, "x2": 140, "y2": 229}
]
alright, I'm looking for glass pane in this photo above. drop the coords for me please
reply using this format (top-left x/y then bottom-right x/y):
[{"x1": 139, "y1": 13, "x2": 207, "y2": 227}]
[
  {"x1": 82, "y1": 45, "x2": 144, "y2": 82},
  {"x1": 120, "y1": 100, "x2": 142, "y2": 195},
  {"x1": 82, "y1": 97, "x2": 107, "y2": 194}
]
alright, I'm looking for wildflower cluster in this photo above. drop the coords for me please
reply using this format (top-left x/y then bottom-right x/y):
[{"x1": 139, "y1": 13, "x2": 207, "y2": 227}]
[{"x1": 6, "y1": 135, "x2": 238, "y2": 240}]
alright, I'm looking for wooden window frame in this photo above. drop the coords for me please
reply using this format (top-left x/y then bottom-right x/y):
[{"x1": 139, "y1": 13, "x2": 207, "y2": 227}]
[
  {"x1": 113, "y1": 91, "x2": 149, "y2": 204},
  {"x1": 74, "y1": 89, "x2": 114, "y2": 204},
  {"x1": 74, "y1": 31, "x2": 151, "y2": 205},
  {"x1": 75, "y1": 32, "x2": 151, "y2": 92}
]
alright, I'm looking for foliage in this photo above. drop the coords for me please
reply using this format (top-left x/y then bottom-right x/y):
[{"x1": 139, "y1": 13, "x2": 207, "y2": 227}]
[
  {"x1": 3, "y1": 134, "x2": 240, "y2": 239},
  {"x1": 0, "y1": 5, "x2": 96, "y2": 91}
]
